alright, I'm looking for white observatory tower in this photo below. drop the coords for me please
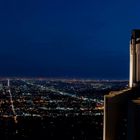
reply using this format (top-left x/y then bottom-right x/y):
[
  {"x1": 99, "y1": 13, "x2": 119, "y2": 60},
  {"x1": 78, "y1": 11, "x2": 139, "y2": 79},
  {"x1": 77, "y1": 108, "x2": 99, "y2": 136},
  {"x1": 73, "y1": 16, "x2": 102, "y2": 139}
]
[{"x1": 129, "y1": 29, "x2": 140, "y2": 88}]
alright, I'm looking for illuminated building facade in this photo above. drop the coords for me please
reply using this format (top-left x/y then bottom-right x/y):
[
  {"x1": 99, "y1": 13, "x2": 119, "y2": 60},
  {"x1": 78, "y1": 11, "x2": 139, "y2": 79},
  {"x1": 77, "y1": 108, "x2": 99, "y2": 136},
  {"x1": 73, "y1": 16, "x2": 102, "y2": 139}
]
[{"x1": 129, "y1": 30, "x2": 140, "y2": 87}]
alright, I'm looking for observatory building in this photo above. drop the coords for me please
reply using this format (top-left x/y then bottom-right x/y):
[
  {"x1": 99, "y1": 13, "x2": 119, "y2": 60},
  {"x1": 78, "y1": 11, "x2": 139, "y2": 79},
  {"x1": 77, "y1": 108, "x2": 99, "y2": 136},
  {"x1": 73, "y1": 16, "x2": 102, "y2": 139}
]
[{"x1": 103, "y1": 30, "x2": 140, "y2": 140}]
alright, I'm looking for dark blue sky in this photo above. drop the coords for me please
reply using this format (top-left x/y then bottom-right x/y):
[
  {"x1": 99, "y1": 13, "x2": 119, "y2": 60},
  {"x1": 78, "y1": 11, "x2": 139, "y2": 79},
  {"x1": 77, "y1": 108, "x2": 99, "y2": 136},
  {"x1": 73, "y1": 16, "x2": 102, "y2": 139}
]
[{"x1": 0, "y1": 0, "x2": 140, "y2": 79}]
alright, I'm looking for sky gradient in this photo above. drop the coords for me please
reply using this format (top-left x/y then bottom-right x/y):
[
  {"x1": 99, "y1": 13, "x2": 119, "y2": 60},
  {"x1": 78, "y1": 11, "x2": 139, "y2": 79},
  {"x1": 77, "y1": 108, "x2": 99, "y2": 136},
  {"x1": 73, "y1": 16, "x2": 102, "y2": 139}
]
[{"x1": 0, "y1": 0, "x2": 140, "y2": 79}]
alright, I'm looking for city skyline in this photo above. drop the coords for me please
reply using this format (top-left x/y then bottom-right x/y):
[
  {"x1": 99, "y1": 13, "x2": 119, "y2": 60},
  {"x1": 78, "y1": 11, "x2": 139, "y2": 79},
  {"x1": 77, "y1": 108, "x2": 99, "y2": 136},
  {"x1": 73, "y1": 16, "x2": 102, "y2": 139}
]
[{"x1": 0, "y1": 0, "x2": 140, "y2": 79}]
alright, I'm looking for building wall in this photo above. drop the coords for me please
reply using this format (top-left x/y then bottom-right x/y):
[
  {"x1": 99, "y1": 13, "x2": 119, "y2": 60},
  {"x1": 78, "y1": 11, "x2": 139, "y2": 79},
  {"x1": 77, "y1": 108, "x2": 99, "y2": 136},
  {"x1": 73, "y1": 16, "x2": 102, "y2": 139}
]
[
  {"x1": 103, "y1": 88, "x2": 138, "y2": 140},
  {"x1": 136, "y1": 42, "x2": 140, "y2": 82}
]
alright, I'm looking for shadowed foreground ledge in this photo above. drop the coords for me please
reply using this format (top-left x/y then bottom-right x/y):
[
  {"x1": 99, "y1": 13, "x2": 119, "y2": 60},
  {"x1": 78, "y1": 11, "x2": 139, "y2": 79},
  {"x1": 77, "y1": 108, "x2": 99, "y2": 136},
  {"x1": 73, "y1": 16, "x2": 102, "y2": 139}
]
[{"x1": 103, "y1": 86, "x2": 140, "y2": 140}]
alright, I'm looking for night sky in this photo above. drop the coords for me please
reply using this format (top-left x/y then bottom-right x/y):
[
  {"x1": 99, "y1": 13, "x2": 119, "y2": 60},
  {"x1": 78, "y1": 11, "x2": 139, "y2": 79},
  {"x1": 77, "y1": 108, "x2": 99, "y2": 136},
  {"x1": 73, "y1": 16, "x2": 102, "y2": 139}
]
[{"x1": 0, "y1": 0, "x2": 140, "y2": 79}]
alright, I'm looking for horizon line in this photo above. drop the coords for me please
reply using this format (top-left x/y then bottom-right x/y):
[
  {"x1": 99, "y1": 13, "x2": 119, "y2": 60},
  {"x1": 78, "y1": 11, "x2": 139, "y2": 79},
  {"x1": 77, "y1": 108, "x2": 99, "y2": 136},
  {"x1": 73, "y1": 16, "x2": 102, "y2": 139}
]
[{"x1": 0, "y1": 76, "x2": 129, "y2": 81}]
